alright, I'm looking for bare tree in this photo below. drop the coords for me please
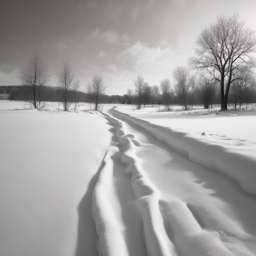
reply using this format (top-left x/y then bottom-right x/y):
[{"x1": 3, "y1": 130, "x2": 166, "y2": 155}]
[
  {"x1": 58, "y1": 61, "x2": 77, "y2": 111},
  {"x1": 197, "y1": 75, "x2": 216, "y2": 109},
  {"x1": 188, "y1": 74, "x2": 196, "y2": 108},
  {"x1": 173, "y1": 66, "x2": 190, "y2": 110},
  {"x1": 91, "y1": 73, "x2": 107, "y2": 111},
  {"x1": 160, "y1": 79, "x2": 172, "y2": 110},
  {"x1": 134, "y1": 74, "x2": 146, "y2": 109},
  {"x1": 19, "y1": 51, "x2": 48, "y2": 108},
  {"x1": 142, "y1": 83, "x2": 152, "y2": 106},
  {"x1": 126, "y1": 88, "x2": 134, "y2": 104},
  {"x1": 190, "y1": 14, "x2": 256, "y2": 111},
  {"x1": 152, "y1": 85, "x2": 160, "y2": 104},
  {"x1": 73, "y1": 78, "x2": 80, "y2": 111},
  {"x1": 86, "y1": 82, "x2": 93, "y2": 109},
  {"x1": 231, "y1": 70, "x2": 255, "y2": 109}
]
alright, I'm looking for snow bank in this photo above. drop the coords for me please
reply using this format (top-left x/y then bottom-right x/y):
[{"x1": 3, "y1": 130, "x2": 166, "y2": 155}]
[
  {"x1": 91, "y1": 147, "x2": 130, "y2": 256},
  {"x1": 110, "y1": 108, "x2": 256, "y2": 196}
]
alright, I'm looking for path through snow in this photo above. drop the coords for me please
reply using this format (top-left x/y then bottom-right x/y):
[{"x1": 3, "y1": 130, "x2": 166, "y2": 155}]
[{"x1": 92, "y1": 108, "x2": 256, "y2": 255}]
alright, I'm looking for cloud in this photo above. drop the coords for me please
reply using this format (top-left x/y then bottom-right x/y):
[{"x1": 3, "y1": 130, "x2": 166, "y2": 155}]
[
  {"x1": 117, "y1": 40, "x2": 175, "y2": 69},
  {"x1": 56, "y1": 41, "x2": 67, "y2": 51},
  {"x1": 0, "y1": 64, "x2": 15, "y2": 75},
  {"x1": 0, "y1": 68, "x2": 19, "y2": 85},
  {"x1": 91, "y1": 29, "x2": 100, "y2": 38},
  {"x1": 107, "y1": 64, "x2": 117, "y2": 72},
  {"x1": 90, "y1": 29, "x2": 130, "y2": 45},
  {"x1": 172, "y1": 0, "x2": 190, "y2": 6},
  {"x1": 131, "y1": 6, "x2": 141, "y2": 21},
  {"x1": 97, "y1": 51, "x2": 106, "y2": 59},
  {"x1": 130, "y1": 0, "x2": 156, "y2": 21}
]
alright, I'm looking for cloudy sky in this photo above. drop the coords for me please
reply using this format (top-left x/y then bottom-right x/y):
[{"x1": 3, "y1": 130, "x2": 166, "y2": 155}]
[{"x1": 1, "y1": 0, "x2": 256, "y2": 95}]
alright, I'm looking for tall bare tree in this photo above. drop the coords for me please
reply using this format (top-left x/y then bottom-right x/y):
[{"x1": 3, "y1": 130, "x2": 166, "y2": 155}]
[
  {"x1": 160, "y1": 79, "x2": 172, "y2": 110},
  {"x1": 152, "y1": 85, "x2": 160, "y2": 104},
  {"x1": 19, "y1": 51, "x2": 48, "y2": 108},
  {"x1": 126, "y1": 88, "x2": 133, "y2": 104},
  {"x1": 173, "y1": 66, "x2": 190, "y2": 110},
  {"x1": 58, "y1": 61, "x2": 77, "y2": 111},
  {"x1": 91, "y1": 73, "x2": 107, "y2": 111},
  {"x1": 142, "y1": 83, "x2": 152, "y2": 106},
  {"x1": 231, "y1": 70, "x2": 255, "y2": 109},
  {"x1": 134, "y1": 74, "x2": 146, "y2": 109},
  {"x1": 86, "y1": 82, "x2": 93, "y2": 109},
  {"x1": 73, "y1": 78, "x2": 80, "y2": 111},
  {"x1": 190, "y1": 14, "x2": 256, "y2": 110},
  {"x1": 188, "y1": 74, "x2": 196, "y2": 108},
  {"x1": 197, "y1": 75, "x2": 216, "y2": 109}
]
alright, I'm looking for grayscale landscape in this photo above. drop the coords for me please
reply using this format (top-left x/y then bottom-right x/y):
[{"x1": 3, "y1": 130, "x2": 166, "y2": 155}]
[{"x1": 1, "y1": 1, "x2": 256, "y2": 255}]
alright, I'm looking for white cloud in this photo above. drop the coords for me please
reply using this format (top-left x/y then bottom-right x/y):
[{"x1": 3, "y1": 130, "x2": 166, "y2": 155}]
[
  {"x1": 107, "y1": 64, "x2": 117, "y2": 72},
  {"x1": 0, "y1": 68, "x2": 19, "y2": 85},
  {"x1": 90, "y1": 29, "x2": 130, "y2": 45},
  {"x1": 0, "y1": 64, "x2": 13, "y2": 74},
  {"x1": 117, "y1": 40, "x2": 175, "y2": 69},
  {"x1": 97, "y1": 51, "x2": 106, "y2": 59}
]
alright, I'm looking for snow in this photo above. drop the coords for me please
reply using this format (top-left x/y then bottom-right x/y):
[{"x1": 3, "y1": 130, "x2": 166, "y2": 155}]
[
  {"x1": 117, "y1": 105, "x2": 256, "y2": 149},
  {"x1": 0, "y1": 101, "x2": 111, "y2": 256},
  {"x1": 113, "y1": 105, "x2": 256, "y2": 195},
  {"x1": 108, "y1": 106, "x2": 256, "y2": 255},
  {"x1": 1, "y1": 101, "x2": 256, "y2": 256}
]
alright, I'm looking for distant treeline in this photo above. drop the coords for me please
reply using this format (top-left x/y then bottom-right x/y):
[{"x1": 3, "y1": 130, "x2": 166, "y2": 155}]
[
  {"x1": 0, "y1": 85, "x2": 89, "y2": 102},
  {"x1": 0, "y1": 85, "x2": 127, "y2": 104}
]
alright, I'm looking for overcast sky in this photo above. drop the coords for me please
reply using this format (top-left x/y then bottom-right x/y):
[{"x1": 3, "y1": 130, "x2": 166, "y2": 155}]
[{"x1": 1, "y1": 0, "x2": 256, "y2": 95}]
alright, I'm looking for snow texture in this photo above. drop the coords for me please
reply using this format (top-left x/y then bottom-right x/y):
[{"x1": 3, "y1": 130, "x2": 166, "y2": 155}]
[
  {"x1": 110, "y1": 108, "x2": 256, "y2": 196},
  {"x1": 1, "y1": 101, "x2": 256, "y2": 256}
]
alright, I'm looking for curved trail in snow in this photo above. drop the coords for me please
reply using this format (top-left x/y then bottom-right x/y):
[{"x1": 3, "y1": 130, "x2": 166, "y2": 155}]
[
  {"x1": 92, "y1": 109, "x2": 256, "y2": 256},
  {"x1": 92, "y1": 114, "x2": 147, "y2": 256}
]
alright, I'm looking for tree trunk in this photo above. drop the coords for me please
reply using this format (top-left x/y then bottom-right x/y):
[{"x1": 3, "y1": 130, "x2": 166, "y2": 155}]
[
  {"x1": 32, "y1": 83, "x2": 37, "y2": 108},
  {"x1": 95, "y1": 95, "x2": 98, "y2": 110},
  {"x1": 64, "y1": 86, "x2": 67, "y2": 111}
]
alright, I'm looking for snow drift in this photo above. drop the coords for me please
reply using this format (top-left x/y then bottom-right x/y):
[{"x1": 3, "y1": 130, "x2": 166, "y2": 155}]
[
  {"x1": 110, "y1": 108, "x2": 256, "y2": 196},
  {"x1": 92, "y1": 111, "x2": 235, "y2": 256}
]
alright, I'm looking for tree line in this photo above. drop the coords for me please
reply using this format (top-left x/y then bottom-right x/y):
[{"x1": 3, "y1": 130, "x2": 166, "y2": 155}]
[
  {"x1": 9, "y1": 14, "x2": 256, "y2": 111},
  {"x1": 125, "y1": 14, "x2": 256, "y2": 111},
  {"x1": 18, "y1": 52, "x2": 107, "y2": 111}
]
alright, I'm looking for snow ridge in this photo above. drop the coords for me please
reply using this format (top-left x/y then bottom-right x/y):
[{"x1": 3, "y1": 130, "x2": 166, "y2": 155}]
[
  {"x1": 91, "y1": 148, "x2": 130, "y2": 256},
  {"x1": 105, "y1": 113, "x2": 177, "y2": 256},
  {"x1": 110, "y1": 108, "x2": 256, "y2": 196},
  {"x1": 104, "y1": 112, "x2": 233, "y2": 255},
  {"x1": 92, "y1": 110, "x2": 236, "y2": 255}
]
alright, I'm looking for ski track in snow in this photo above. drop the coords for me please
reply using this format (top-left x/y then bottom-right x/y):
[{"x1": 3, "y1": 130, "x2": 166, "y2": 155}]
[{"x1": 91, "y1": 107, "x2": 256, "y2": 256}]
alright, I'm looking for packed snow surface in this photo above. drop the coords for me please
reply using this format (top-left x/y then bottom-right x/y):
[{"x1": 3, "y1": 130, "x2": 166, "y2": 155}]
[{"x1": 1, "y1": 101, "x2": 256, "y2": 256}]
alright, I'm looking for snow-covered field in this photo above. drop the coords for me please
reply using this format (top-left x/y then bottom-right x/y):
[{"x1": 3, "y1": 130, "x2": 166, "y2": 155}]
[
  {"x1": 0, "y1": 101, "x2": 111, "y2": 255},
  {"x1": 117, "y1": 105, "x2": 256, "y2": 149},
  {"x1": 1, "y1": 101, "x2": 256, "y2": 256}
]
